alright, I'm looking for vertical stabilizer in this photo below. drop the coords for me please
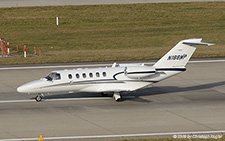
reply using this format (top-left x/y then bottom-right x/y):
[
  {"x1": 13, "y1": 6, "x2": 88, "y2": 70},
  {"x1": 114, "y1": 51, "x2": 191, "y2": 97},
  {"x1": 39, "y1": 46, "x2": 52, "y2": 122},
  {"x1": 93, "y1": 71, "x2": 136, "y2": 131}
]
[{"x1": 153, "y1": 39, "x2": 214, "y2": 68}]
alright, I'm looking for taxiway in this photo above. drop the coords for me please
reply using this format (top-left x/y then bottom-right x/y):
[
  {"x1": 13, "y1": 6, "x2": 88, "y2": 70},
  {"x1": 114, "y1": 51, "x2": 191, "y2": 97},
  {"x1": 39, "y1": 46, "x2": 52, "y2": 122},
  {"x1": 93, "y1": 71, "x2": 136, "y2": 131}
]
[
  {"x1": 0, "y1": 0, "x2": 224, "y2": 8},
  {"x1": 0, "y1": 59, "x2": 225, "y2": 140}
]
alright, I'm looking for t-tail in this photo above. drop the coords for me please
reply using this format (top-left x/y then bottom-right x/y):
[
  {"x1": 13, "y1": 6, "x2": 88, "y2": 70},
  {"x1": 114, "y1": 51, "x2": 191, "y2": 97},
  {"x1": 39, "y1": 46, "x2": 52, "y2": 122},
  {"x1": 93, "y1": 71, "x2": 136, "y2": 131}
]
[{"x1": 153, "y1": 38, "x2": 214, "y2": 69}]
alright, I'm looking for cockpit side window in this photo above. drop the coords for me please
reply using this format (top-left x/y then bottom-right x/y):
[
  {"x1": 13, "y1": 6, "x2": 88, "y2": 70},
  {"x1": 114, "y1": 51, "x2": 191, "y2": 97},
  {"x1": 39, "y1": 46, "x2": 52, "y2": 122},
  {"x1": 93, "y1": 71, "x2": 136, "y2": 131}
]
[
  {"x1": 44, "y1": 72, "x2": 61, "y2": 81},
  {"x1": 55, "y1": 73, "x2": 61, "y2": 80},
  {"x1": 45, "y1": 72, "x2": 55, "y2": 81}
]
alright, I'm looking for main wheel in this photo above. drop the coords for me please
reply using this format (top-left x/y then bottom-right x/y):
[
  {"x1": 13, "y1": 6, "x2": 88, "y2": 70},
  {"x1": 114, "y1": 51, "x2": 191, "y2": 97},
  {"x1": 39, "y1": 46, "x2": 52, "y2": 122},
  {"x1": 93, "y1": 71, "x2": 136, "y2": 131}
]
[
  {"x1": 115, "y1": 97, "x2": 122, "y2": 102},
  {"x1": 35, "y1": 95, "x2": 42, "y2": 102},
  {"x1": 113, "y1": 93, "x2": 122, "y2": 102}
]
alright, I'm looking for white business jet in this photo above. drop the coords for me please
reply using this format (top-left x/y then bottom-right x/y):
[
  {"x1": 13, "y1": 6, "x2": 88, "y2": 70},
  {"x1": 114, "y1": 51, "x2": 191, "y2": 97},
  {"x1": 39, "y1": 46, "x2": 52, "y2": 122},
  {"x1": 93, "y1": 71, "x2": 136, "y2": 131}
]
[{"x1": 17, "y1": 39, "x2": 214, "y2": 102}]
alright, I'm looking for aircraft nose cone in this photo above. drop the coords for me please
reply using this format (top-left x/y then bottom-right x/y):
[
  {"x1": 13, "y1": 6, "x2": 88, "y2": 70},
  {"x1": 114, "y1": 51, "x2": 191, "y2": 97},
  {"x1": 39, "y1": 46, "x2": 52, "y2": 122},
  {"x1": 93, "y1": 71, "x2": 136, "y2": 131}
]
[
  {"x1": 17, "y1": 80, "x2": 43, "y2": 93},
  {"x1": 17, "y1": 85, "x2": 27, "y2": 93}
]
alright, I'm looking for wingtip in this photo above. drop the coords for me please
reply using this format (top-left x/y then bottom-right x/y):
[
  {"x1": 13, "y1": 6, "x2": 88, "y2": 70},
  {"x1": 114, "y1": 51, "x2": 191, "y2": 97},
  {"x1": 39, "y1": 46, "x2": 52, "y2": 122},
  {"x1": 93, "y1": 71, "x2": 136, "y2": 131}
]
[{"x1": 207, "y1": 43, "x2": 215, "y2": 46}]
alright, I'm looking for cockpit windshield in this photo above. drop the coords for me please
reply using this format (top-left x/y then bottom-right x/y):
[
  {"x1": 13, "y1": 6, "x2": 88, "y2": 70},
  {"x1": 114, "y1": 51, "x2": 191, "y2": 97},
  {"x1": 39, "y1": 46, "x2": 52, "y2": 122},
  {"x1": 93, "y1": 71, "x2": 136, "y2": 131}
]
[{"x1": 44, "y1": 72, "x2": 61, "y2": 81}]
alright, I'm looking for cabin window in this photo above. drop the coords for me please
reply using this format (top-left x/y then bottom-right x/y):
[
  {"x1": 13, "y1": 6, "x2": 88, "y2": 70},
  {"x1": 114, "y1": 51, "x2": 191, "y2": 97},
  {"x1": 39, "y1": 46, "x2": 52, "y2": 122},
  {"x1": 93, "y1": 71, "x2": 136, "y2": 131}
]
[
  {"x1": 68, "y1": 74, "x2": 72, "y2": 79},
  {"x1": 103, "y1": 72, "x2": 106, "y2": 77},
  {"x1": 55, "y1": 73, "x2": 61, "y2": 80},
  {"x1": 89, "y1": 73, "x2": 93, "y2": 78},
  {"x1": 76, "y1": 73, "x2": 80, "y2": 79},
  {"x1": 96, "y1": 72, "x2": 100, "y2": 77},
  {"x1": 83, "y1": 73, "x2": 86, "y2": 78}
]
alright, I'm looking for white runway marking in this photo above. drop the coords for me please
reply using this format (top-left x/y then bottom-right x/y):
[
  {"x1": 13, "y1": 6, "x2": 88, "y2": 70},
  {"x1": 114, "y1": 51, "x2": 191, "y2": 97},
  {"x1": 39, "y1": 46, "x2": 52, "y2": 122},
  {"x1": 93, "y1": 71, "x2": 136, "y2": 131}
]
[
  {"x1": 0, "y1": 99, "x2": 34, "y2": 103},
  {"x1": 0, "y1": 96, "x2": 137, "y2": 104},
  {"x1": 0, "y1": 60, "x2": 225, "y2": 70},
  {"x1": 1, "y1": 130, "x2": 225, "y2": 141},
  {"x1": 0, "y1": 97, "x2": 112, "y2": 104},
  {"x1": 188, "y1": 59, "x2": 225, "y2": 63},
  {"x1": 44, "y1": 97, "x2": 112, "y2": 101},
  {"x1": 0, "y1": 63, "x2": 113, "y2": 70}
]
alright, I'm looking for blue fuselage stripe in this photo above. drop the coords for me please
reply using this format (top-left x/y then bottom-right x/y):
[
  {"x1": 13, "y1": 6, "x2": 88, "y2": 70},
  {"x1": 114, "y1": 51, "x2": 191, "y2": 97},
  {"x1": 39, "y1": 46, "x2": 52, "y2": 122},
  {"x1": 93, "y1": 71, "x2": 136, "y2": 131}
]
[{"x1": 155, "y1": 68, "x2": 186, "y2": 71}]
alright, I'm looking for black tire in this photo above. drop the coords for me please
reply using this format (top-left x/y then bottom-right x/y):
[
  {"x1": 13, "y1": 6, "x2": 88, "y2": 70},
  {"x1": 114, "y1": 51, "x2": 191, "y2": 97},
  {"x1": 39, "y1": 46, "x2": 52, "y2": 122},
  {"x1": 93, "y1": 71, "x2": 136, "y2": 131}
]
[
  {"x1": 101, "y1": 93, "x2": 108, "y2": 97},
  {"x1": 114, "y1": 96, "x2": 122, "y2": 102},
  {"x1": 116, "y1": 98, "x2": 122, "y2": 102},
  {"x1": 35, "y1": 95, "x2": 42, "y2": 102}
]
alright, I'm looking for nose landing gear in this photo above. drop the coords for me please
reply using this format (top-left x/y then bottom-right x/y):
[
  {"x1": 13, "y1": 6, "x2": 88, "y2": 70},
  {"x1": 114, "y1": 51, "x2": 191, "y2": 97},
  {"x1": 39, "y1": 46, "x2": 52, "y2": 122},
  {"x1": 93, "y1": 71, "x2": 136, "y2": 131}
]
[{"x1": 35, "y1": 94, "x2": 44, "y2": 102}]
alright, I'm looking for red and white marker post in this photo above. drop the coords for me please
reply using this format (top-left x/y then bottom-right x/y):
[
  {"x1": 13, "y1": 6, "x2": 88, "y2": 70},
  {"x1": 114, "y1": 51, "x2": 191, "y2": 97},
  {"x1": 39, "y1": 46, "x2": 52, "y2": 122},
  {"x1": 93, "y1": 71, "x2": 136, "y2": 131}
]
[
  {"x1": 23, "y1": 45, "x2": 26, "y2": 58},
  {"x1": 7, "y1": 42, "x2": 10, "y2": 55},
  {"x1": 56, "y1": 14, "x2": 59, "y2": 26},
  {"x1": 1, "y1": 41, "x2": 3, "y2": 57}
]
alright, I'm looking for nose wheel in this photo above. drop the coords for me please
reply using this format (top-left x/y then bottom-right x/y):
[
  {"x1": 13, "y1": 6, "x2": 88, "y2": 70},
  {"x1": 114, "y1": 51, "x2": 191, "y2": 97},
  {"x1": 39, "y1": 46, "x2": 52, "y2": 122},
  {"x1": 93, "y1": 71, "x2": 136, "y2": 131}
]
[{"x1": 35, "y1": 94, "x2": 44, "y2": 102}]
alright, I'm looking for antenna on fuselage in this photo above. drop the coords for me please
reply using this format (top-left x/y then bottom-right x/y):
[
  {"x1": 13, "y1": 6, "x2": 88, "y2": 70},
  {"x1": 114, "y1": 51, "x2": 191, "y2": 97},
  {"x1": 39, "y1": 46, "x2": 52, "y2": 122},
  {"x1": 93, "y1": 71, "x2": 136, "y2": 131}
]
[{"x1": 112, "y1": 62, "x2": 117, "y2": 67}]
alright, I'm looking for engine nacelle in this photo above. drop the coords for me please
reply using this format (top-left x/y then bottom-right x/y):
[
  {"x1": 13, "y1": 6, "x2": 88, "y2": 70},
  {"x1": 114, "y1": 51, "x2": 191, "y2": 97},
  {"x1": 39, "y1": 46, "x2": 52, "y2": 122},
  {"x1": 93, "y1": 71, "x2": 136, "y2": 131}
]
[{"x1": 125, "y1": 66, "x2": 156, "y2": 79}]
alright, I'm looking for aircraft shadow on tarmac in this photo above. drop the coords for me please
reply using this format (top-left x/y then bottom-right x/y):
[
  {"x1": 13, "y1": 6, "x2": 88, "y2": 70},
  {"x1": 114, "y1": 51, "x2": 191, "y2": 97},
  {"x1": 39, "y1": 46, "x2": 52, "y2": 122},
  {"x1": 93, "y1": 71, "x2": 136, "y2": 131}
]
[
  {"x1": 31, "y1": 81, "x2": 225, "y2": 102},
  {"x1": 138, "y1": 80, "x2": 225, "y2": 96}
]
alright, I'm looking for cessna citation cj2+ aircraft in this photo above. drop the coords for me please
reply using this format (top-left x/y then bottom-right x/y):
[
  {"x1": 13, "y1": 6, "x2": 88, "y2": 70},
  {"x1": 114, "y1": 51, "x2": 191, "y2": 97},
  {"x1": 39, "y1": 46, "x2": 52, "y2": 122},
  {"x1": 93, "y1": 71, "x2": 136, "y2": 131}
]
[{"x1": 17, "y1": 39, "x2": 214, "y2": 102}]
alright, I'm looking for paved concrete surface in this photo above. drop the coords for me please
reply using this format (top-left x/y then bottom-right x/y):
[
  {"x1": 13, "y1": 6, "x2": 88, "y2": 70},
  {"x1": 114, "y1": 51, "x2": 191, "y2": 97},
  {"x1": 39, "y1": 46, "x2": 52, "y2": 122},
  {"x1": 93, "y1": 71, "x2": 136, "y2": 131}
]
[
  {"x1": 0, "y1": 0, "x2": 224, "y2": 8},
  {"x1": 0, "y1": 60, "x2": 225, "y2": 140}
]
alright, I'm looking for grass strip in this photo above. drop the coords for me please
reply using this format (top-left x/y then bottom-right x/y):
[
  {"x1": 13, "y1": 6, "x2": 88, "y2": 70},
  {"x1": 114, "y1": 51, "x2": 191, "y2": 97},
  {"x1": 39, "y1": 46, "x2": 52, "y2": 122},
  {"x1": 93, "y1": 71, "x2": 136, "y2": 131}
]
[{"x1": 0, "y1": 2, "x2": 225, "y2": 64}]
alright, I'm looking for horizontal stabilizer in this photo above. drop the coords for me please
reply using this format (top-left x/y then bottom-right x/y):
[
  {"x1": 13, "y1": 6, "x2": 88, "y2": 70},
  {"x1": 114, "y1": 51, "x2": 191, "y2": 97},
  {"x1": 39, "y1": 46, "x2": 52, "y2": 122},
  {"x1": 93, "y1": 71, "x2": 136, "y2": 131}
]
[{"x1": 183, "y1": 42, "x2": 215, "y2": 46}]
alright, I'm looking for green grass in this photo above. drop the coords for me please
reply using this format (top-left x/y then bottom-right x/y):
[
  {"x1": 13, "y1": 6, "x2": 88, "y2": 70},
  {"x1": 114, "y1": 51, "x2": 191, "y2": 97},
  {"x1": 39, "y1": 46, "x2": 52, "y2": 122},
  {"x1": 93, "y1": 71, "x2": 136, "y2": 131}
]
[{"x1": 0, "y1": 2, "x2": 225, "y2": 65}]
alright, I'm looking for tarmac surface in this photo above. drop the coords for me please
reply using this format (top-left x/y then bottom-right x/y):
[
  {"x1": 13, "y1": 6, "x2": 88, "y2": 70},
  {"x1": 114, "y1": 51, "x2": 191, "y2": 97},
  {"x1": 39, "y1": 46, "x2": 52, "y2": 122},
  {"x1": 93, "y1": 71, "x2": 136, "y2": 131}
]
[
  {"x1": 0, "y1": 59, "x2": 225, "y2": 140},
  {"x1": 0, "y1": 0, "x2": 224, "y2": 7}
]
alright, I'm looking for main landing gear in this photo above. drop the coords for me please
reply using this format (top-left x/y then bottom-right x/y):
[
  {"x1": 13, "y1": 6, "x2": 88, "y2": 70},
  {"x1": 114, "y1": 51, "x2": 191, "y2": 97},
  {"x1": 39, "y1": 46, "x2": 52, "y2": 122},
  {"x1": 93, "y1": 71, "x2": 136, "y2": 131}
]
[
  {"x1": 101, "y1": 92, "x2": 122, "y2": 102},
  {"x1": 113, "y1": 92, "x2": 122, "y2": 102},
  {"x1": 35, "y1": 94, "x2": 44, "y2": 102}
]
